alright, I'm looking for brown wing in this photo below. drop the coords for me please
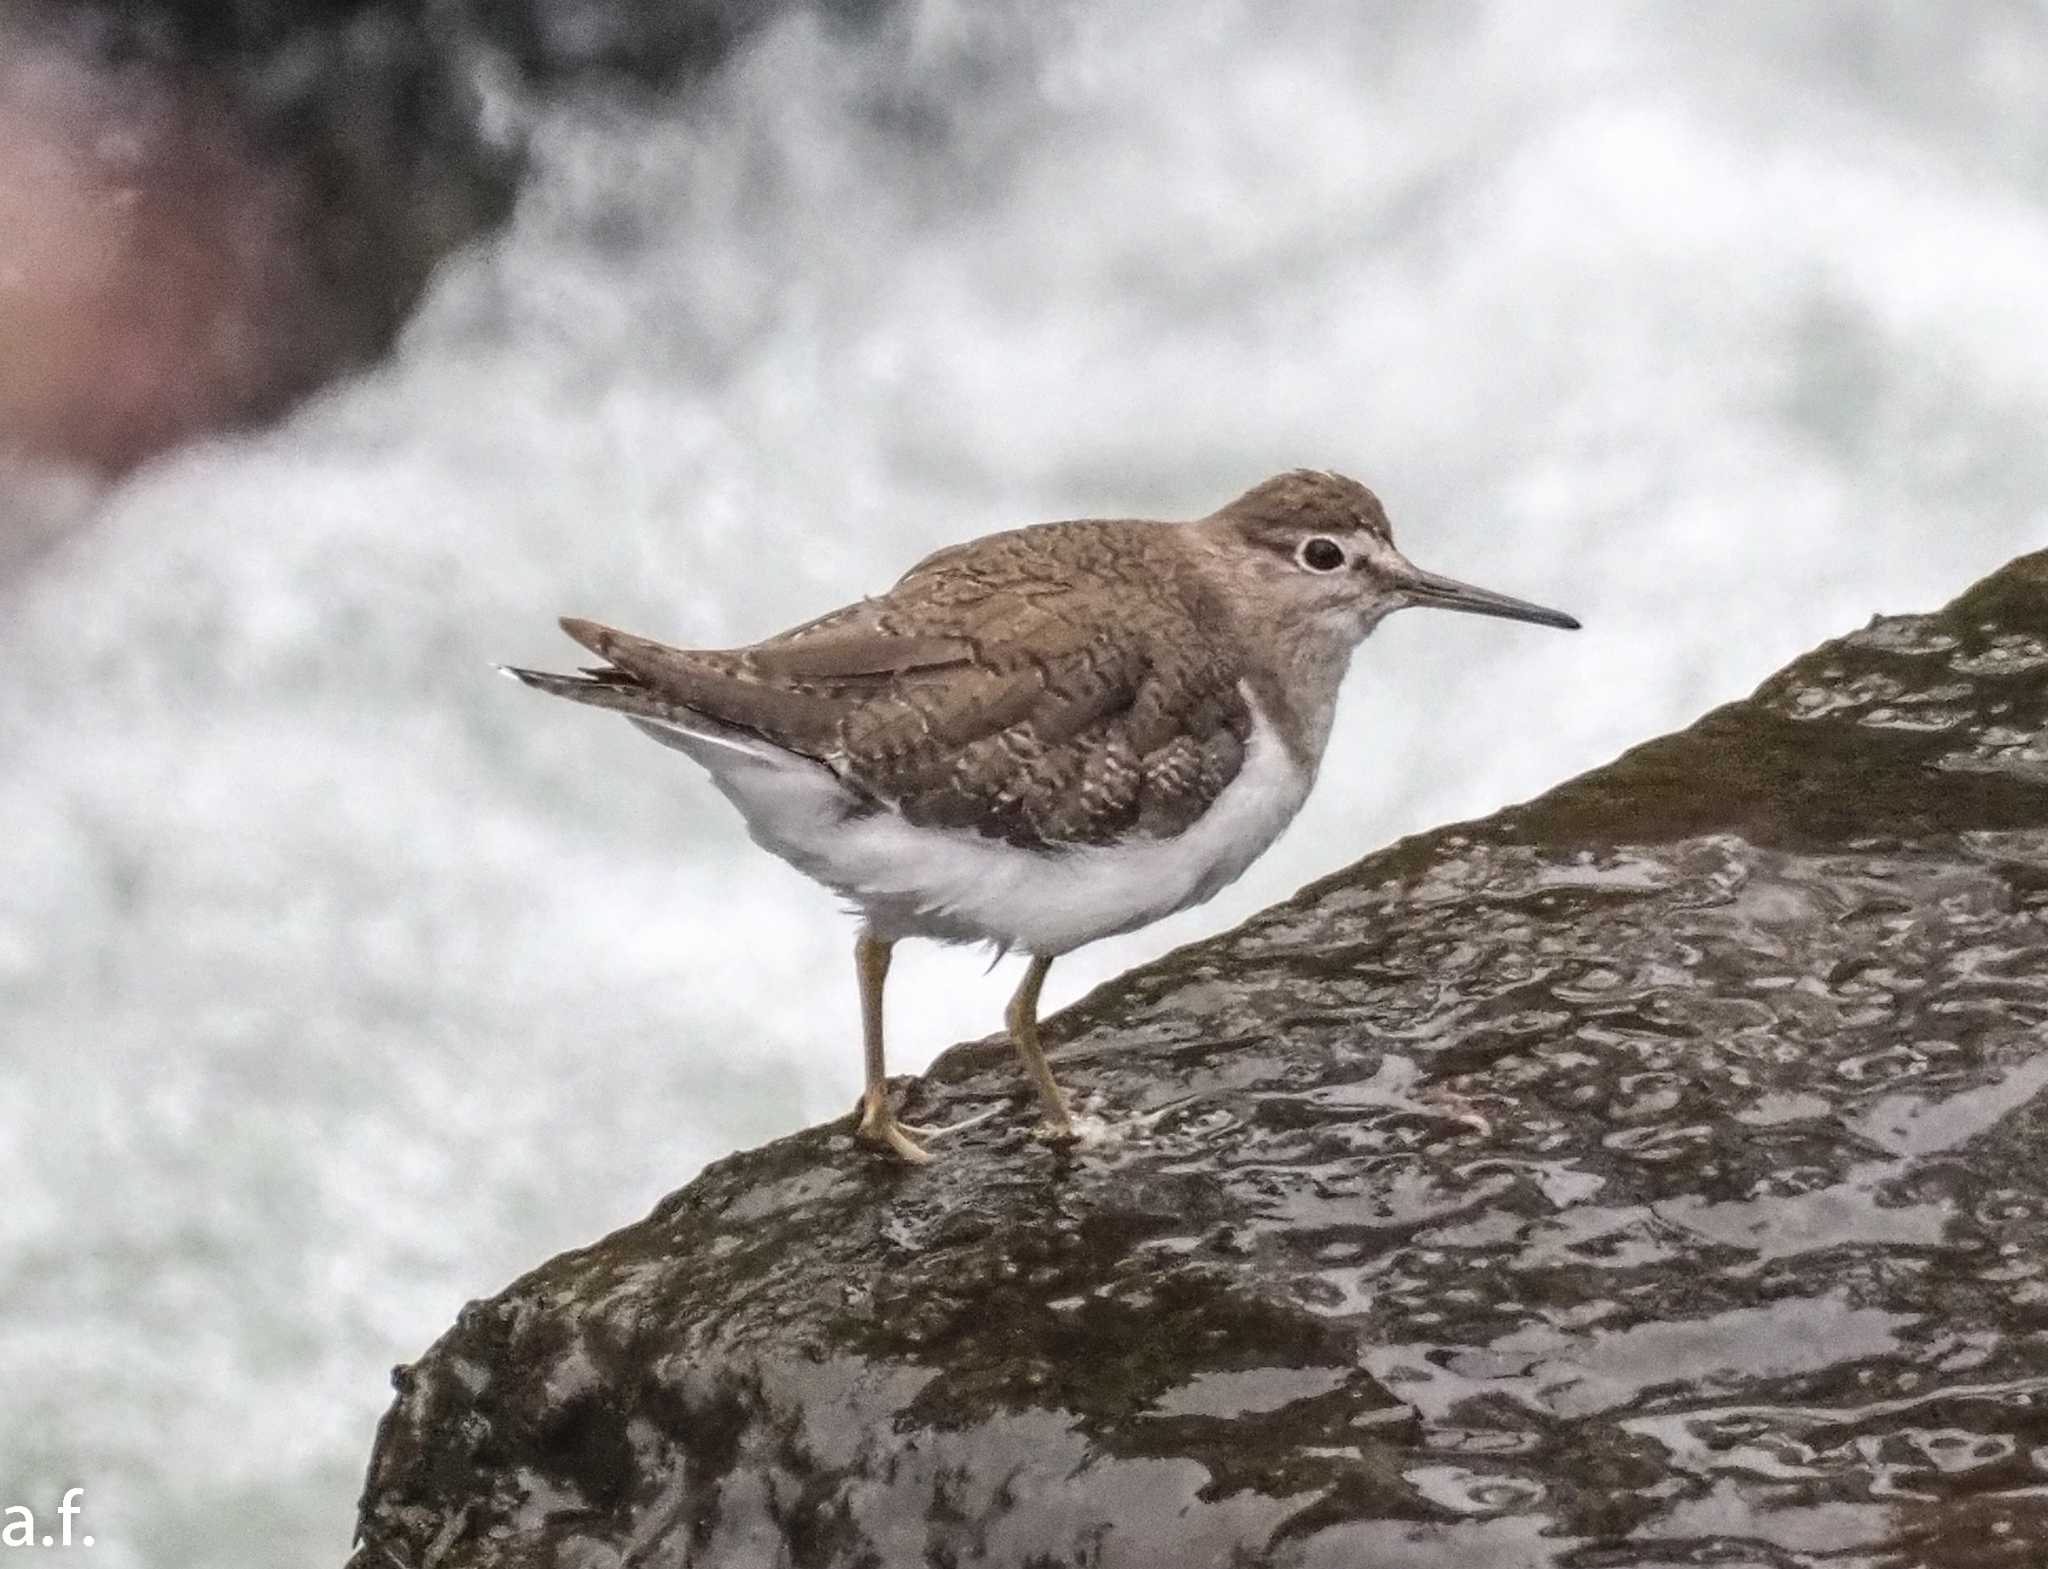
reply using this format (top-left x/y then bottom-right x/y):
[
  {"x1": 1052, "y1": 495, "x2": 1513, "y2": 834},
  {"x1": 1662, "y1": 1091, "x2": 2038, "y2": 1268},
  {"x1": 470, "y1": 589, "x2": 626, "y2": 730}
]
[{"x1": 561, "y1": 519, "x2": 1252, "y2": 849}]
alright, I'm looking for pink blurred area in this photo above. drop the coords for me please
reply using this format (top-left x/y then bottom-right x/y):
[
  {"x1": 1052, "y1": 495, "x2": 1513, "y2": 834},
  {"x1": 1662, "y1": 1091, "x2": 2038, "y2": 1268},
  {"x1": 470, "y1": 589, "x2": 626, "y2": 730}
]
[{"x1": 0, "y1": 33, "x2": 352, "y2": 475}]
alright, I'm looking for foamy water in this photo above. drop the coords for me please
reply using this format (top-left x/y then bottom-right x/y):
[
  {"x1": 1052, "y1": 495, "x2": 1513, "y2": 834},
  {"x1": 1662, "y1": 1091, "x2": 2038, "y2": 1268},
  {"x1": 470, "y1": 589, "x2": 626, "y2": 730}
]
[{"x1": 2, "y1": 5, "x2": 2044, "y2": 1562}]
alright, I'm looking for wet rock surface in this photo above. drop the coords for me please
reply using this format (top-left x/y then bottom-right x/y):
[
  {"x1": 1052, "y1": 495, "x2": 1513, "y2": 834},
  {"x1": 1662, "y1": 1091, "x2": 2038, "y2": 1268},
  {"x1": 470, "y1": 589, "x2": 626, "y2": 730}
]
[{"x1": 351, "y1": 552, "x2": 2048, "y2": 1568}]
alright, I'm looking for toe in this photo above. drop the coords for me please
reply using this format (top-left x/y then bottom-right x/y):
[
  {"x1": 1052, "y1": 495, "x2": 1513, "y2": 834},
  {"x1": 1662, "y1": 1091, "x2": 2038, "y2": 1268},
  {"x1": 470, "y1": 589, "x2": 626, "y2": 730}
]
[
  {"x1": 878, "y1": 1122, "x2": 934, "y2": 1164},
  {"x1": 899, "y1": 1106, "x2": 1001, "y2": 1140},
  {"x1": 855, "y1": 1108, "x2": 934, "y2": 1165}
]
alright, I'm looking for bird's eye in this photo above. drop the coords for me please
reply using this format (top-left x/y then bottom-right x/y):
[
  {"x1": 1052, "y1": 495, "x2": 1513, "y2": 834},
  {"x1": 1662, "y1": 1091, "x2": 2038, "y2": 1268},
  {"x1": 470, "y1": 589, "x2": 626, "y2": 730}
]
[{"x1": 1298, "y1": 537, "x2": 1346, "y2": 573}]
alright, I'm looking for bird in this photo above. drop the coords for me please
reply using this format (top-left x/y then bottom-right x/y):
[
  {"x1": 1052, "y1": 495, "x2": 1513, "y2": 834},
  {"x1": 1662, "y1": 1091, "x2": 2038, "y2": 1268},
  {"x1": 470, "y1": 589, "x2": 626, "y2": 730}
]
[{"x1": 504, "y1": 470, "x2": 1579, "y2": 1163}]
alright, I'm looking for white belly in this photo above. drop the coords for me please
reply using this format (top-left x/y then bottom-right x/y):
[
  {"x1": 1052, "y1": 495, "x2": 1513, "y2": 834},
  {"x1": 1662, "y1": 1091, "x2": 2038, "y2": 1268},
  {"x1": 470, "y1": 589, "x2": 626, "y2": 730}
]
[{"x1": 661, "y1": 690, "x2": 1314, "y2": 956}]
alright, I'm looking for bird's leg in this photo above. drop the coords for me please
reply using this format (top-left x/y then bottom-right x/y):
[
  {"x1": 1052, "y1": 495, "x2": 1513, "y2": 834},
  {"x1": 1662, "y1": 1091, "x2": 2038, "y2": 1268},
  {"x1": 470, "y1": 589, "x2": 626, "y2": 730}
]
[
  {"x1": 853, "y1": 932, "x2": 931, "y2": 1165},
  {"x1": 1006, "y1": 953, "x2": 1075, "y2": 1141}
]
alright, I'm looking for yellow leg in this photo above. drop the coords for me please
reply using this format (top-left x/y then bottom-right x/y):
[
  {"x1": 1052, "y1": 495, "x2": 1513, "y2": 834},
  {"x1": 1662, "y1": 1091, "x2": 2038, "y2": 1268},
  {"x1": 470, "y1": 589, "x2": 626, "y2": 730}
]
[
  {"x1": 1006, "y1": 953, "x2": 1075, "y2": 1139},
  {"x1": 853, "y1": 932, "x2": 930, "y2": 1165}
]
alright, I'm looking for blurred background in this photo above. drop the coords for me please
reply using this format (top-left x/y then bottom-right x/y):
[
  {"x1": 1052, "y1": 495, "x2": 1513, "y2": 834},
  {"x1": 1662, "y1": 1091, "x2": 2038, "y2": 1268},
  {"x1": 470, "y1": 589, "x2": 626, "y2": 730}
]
[{"x1": 2, "y1": 1, "x2": 2044, "y2": 1562}]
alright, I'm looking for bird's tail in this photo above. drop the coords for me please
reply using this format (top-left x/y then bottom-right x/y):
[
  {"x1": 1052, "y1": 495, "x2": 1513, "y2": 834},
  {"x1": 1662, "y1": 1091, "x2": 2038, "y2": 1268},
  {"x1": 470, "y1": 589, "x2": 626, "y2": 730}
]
[
  {"x1": 500, "y1": 652, "x2": 785, "y2": 765},
  {"x1": 500, "y1": 615, "x2": 690, "y2": 720},
  {"x1": 497, "y1": 662, "x2": 681, "y2": 724}
]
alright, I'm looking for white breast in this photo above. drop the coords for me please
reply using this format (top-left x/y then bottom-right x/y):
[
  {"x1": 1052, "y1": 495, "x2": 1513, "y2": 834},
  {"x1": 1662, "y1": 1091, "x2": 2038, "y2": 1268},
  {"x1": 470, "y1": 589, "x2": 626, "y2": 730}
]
[{"x1": 657, "y1": 688, "x2": 1315, "y2": 956}]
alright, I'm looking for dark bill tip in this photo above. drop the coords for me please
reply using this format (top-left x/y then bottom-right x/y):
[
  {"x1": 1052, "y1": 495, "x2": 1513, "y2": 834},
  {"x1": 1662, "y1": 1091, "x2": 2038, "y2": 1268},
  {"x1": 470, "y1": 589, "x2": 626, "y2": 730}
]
[{"x1": 1398, "y1": 567, "x2": 1581, "y2": 632}]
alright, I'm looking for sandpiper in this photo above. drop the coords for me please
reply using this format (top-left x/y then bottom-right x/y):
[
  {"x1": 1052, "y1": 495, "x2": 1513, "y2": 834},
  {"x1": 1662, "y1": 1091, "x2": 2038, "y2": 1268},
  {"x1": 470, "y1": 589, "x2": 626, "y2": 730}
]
[{"x1": 505, "y1": 470, "x2": 1578, "y2": 1162}]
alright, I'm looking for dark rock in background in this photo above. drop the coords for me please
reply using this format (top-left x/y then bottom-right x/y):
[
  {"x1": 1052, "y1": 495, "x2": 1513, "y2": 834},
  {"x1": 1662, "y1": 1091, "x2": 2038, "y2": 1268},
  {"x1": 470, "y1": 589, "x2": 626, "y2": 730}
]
[
  {"x1": 0, "y1": 0, "x2": 514, "y2": 474},
  {"x1": 468, "y1": 0, "x2": 890, "y2": 90},
  {"x1": 72, "y1": 0, "x2": 883, "y2": 91},
  {"x1": 348, "y1": 552, "x2": 2048, "y2": 1567},
  {"x1": 0, "y1": 0, "x2": 887, "y2": 478}
]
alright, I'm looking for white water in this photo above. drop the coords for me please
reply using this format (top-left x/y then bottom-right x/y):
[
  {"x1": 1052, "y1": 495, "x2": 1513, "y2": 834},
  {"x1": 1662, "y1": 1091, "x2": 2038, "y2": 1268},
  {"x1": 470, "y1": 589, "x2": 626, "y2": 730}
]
[{"x1": 2, "y1": 4, "x2": 2044, "y2": 1563}]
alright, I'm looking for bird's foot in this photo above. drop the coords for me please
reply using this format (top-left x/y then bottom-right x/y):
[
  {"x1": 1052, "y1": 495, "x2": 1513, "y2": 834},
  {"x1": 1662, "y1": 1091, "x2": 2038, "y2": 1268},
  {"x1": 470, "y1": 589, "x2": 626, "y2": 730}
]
[
  {"x1": 899, "y1": 1105, "x2": 1001, "y2": 1141},
  {"x1": 854, "y1": 1093, "x2": 933, "y2": 1165}
]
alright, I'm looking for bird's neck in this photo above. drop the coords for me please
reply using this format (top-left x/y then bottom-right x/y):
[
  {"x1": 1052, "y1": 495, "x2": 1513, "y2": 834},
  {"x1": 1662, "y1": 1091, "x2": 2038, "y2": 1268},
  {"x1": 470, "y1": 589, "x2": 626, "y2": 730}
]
[
  {"x1": 1175, "y1": 529, "x2": 1362, "y2": 777},
  {"x1": 1244, "y1": 616, "x2": 1356, "y2": 777}
]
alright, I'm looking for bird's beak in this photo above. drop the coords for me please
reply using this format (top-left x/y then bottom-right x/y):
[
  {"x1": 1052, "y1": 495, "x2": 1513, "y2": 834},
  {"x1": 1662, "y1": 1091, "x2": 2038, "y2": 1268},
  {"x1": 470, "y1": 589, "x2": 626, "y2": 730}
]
[{"x1": 1385, "y1": 557, "x2": 1581, "y2": 631}]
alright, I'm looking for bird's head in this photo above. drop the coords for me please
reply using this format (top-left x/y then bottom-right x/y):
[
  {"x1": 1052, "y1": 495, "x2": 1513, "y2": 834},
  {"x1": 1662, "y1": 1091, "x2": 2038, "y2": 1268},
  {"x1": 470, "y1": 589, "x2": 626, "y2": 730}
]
[{"x1": 1196, "y1": 469, "x2": 1580, "y2": 641}]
